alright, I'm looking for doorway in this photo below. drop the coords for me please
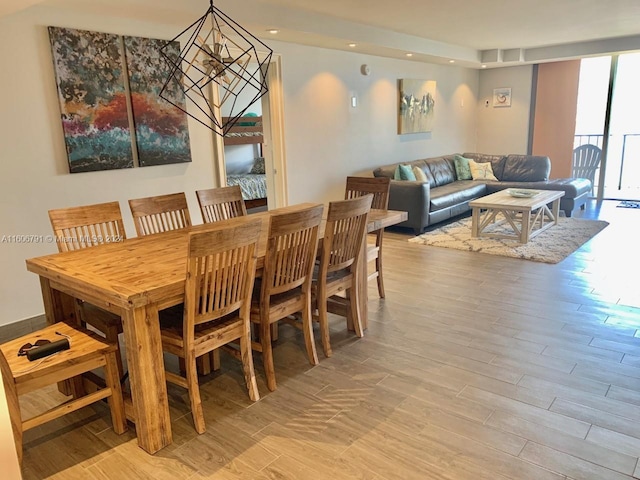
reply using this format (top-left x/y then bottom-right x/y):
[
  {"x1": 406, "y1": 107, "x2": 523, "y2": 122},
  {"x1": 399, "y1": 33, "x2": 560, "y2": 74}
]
[
  {"x1": 212, "y1": 55, "x2": 287, "y2": 209},
  {"x1": 575, "y1": 54, "x2": 640, "y2": 201}
]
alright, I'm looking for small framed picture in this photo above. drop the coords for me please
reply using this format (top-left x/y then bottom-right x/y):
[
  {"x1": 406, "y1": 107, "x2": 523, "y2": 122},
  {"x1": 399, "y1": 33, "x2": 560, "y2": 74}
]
[{"x1": 493, "y1": 87, "x2": 512, "y2": 107}]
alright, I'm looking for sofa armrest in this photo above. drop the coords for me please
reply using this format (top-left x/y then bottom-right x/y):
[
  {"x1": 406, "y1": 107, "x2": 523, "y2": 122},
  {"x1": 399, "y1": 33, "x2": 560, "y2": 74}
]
[{"x1": 388, "y1": 180, "x2": 431, "y2": 234}]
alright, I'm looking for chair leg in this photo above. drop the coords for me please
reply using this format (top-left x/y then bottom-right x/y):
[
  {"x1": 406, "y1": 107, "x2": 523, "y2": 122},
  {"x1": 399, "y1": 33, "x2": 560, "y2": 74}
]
[
  {"x1": 301, "y1": 295, "x2": 319, "y2": 366},
  {"x1": 196, "y1": 351, "x2": 220, "y2": 374},
  {"x1": 105, "y1": 327, "x2": 125, "y2": 382},
  {"x1": 317, "y1": 292, "x2": 332, "y2": 358},
  {"x1": 375, "y1": 253, "x2": 385, "y2": 299},
  {"x1": 103, "y1": 351, "x2": 128, "y2": 435},
  {"x1": 260, "y1": 319, "x2": 277, "y2": 391},
  {"x1": 211, "y1": 349, "x2": 220, "y2": 371},
  {"x1": 239, "y1": 332, "x2": 260, "y2": 402},
  {"x1": 197, "y1": 354, "x2": 212, "y2": 375},
  {"x1": 270, "y1": 323, "x2": 279, "y2": 341},
  {"x1": 374, "y1": 232, "x2": 385, "y2": 298},
  {"x1": 349, "y1": 277, "x2": 364, "y2": 338},
  {"x1": 185, "y1": 352, "x2": 206, "y2": 434}
]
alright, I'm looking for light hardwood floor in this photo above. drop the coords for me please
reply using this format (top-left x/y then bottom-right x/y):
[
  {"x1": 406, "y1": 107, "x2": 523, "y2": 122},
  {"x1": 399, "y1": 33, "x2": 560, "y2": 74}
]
[{"x1": 8, "y1": 199, "x2": 640, "y2": 479}]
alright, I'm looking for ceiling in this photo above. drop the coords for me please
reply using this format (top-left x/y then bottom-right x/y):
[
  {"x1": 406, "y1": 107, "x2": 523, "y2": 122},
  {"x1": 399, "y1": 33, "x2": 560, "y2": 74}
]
[{"x1": 4, "y1": 0, "x2": 640, "y2": 68}]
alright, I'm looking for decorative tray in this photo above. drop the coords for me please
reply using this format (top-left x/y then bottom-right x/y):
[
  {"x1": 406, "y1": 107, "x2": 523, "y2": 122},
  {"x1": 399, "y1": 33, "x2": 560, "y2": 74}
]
[{"x1": 506, "y1": 188, "x2": 540, "y2": 198}]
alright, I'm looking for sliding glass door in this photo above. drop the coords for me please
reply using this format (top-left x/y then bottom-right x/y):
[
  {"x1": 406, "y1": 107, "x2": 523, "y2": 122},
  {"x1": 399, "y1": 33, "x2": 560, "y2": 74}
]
[
  {"x1": 610, "y1": 53, "x2": 640, "y2": 200},
  {"x1": 575, "y1": 54, "x2": 640, "y2": 201}
]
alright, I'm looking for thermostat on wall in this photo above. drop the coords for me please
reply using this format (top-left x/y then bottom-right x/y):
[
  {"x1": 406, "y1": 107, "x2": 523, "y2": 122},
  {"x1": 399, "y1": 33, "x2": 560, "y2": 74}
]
[{"x1": 360, "y1": 64, "x2": 371, "y2": 76}]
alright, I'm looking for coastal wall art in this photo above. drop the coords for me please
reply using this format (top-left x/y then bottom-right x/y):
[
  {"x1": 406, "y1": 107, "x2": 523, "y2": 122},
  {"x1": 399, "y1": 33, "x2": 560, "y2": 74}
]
[
  {"x1": 123, "y1": 36, "x2": 191, "y2": 167},
  {"x1": 48, "y1": 27, "x2": 192, "y2": 173},
  {"x1": 48, "y1": 27, "x2": 134, "y2": 173},
  {"x1": 398, "y1": 79, "x2": 436, "y2": 135}
]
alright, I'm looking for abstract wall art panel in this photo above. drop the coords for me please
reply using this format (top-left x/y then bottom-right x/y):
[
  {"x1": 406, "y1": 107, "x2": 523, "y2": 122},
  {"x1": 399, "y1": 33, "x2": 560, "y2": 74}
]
[
  {"x1": 48, "y1": 27, "x2": 134, "y2": 173},
  {"x1": 398, "y1": 79, "x2": 436, "y2": 135},
  {"x1": 123, "y1": 36, "x2": 192, "y2": 167}
]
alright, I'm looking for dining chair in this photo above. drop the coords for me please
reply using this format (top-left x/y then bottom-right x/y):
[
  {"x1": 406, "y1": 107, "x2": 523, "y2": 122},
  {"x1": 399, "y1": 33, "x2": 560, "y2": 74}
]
[
  {"x1": 159, "y1": 219, "x2": 262, "y2": 434},
  {"x1": 345, "y1": 176, "x2": 391, "y2": 298},
  {"x1": 128, "y1": 192, "x2": 192, "y2": 236},
  {"x1": 313, "y1": 194, "x2": 373, "y2": 358},
  {"x1": 0, "y1": 321, "x2": 127, "y2": 465},
  {"x1": 197, "y1": 185, "x2": 247, "y2": 223},
  {"x1": 250, "y1": 204, "x2": 324, "y2": 391},
  {"x1": 48, "y1": 201, "x2": 127, "y2": 378}
]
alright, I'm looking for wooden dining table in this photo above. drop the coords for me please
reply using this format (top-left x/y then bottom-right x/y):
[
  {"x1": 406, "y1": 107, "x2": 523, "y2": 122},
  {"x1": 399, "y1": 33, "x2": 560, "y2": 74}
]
[{"x1": 25, "y1": 203, "x2": 407, "y2": 454}]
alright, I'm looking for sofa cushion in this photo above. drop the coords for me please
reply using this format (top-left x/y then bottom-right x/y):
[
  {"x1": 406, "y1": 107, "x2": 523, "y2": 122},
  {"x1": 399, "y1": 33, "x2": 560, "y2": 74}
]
[
  {"x1": 487, "y1": 178, "x2": 592, "y2": 197},
  {"x1": 502, "y1": 155, "x2": 550, "y2": 182},
  {"x1": 430, "y1": 181, "x2": 487, "y2": 212},
  {"x1": 469, "y1": 159, "x2": 498, "y2": 181},
  {"x1": 426, "y1": 156, "x2": 457, "y2": 187},
  {"x1": 463, "y1": 153, "x2": 507, "y2": 180},
  {"x1": 454, "y1": 155, "x2": 472, "y2": 180}
]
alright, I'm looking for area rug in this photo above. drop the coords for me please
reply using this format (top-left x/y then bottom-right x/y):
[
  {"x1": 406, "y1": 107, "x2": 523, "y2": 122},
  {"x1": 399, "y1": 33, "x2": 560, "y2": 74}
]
[
  {"x1": 617, "y1": 200, "x2": 640, "y2": 209},
  {"x1": 408, "y1": 217, "x2": 609, "y2": 264}
]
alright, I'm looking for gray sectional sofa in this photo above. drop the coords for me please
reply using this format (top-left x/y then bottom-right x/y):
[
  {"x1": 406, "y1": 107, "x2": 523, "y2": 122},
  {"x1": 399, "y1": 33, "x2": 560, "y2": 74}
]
[{"x1": 372, "y1": 153, "x2": 592, "y2": 234}]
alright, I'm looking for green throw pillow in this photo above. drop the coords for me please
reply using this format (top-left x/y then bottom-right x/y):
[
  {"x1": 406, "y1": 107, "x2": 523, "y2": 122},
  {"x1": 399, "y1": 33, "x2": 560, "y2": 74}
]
[
  {"x1": 394, "y1": 164, "x2": 416, "y2": 181},
  {"x1": 454, "y1": 155, "x2": 472, "y2": 180}
]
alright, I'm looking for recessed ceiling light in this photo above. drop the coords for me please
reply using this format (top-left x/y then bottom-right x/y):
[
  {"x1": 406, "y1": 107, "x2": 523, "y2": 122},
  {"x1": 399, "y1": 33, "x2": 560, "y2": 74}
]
[
  {"x1": 449, "y1": 60, "x2": 455, "y2": 63},
  {"x1": 267, "y1": 29, "x2": 279, "y2": 34},
  {"x1": 348, "y1": 43, "x2": 357, "y2": 48},
  {"x1": 405, "y1": 53, "x2": 413, "y2": 57},
  {"x1": 481, "y1": 64, "x2": 487, "y2": 68}
]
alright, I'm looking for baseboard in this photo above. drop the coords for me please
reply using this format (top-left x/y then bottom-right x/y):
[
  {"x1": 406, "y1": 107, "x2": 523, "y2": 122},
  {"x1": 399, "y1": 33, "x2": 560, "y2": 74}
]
[{"x1": 0, "y1": 314, "x2": 47, "y2": 343}]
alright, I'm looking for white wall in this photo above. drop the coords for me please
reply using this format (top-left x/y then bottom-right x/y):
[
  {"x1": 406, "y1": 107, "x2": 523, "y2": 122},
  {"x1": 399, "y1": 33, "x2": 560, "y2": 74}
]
[
  {"x1": 476, "y1": 65, "x2": 534, "y2": 154},
  {"x1": 0, "y1": 7, "x2": 218, "y2": 325},
  {"x1": 272, "y1": 40, "x2": 480, "y2": 203},
  {"x1": 0, "y1": 6, "x2": 479, "y2": 326}
]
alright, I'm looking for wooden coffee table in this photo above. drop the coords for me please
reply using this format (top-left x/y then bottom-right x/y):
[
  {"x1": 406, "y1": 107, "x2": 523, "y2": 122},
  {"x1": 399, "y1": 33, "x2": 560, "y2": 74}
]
[{"x1": 469, "y1": 189, "x2": 565, "y2": 243}]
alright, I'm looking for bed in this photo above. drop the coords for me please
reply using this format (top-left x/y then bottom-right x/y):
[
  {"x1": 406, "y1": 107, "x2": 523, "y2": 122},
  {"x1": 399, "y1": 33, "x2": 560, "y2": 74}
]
[{"x1": 223, "y1": 116, "x2": 267, "y2": 209}]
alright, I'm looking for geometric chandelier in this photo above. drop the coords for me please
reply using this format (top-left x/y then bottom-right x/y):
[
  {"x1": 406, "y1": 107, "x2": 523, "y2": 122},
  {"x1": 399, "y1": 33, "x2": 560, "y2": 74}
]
[{"x1": 159, "y1": 0, "x2": 273, "y2": 136}]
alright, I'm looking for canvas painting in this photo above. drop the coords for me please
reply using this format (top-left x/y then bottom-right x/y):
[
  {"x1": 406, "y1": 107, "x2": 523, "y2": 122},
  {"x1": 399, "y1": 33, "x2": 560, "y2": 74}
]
[
  {"x1": 398, "y1": 79, "x2": 436, "y2": 134},
  {"x1": 48, "y1": 27, "x2": 134, "y2": 173},
  {"x1": 123, "y1": 36, "x2": 191, "y2": 166}
]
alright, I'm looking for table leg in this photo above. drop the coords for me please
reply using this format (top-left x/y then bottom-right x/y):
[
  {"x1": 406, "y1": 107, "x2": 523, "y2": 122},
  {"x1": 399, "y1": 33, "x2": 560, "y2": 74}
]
[
  {"x1": 471, "y1": 208, "x2": 480, "y2": 237},
  {"x1": 520, "y1": 210, "x2": 531, "y2": 243},
  {"x1": 40, "y1": 277, "x2": 80, "y2": 396},
  {"x1": 121, "y1": 304, "x2": 172, "y2": 454},
  {"x1": 552, "y1": 199, "x2": 561, "y2": 224},
  {"x1": 40, "y1": 277, "x2": 78, "y2": 326}
]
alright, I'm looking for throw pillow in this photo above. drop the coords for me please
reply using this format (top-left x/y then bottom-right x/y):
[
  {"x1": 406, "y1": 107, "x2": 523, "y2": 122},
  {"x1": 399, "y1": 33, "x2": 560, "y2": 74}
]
[
  {"x1": 468, "y1": 159, "x2": 498, "y2": 181},
  {"x1": 454, "y1": 155, "x2": 472, "y2": 180},
  {"x1": 412, "y1": 166, "x2": 428, "y2": 182},
  {"x1": 393, "y1": 164, "x2": 416, "y2": 181},
  {"x1": 250, "y1": 157, "x2": 265, "y2": 174}
]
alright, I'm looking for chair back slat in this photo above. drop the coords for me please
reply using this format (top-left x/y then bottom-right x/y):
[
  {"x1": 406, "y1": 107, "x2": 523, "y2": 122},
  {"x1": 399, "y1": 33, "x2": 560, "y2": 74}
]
[
  {"x1": 48, "y1": 201, "x2": 126, "y2": 252},
  {"x1": 185, "y1": 219, "x2": 261, "y2": 331},
  {"x1": 129, "y1": 193, "x2": 192, "y2": 236},
  {"x1": 345, "y1": 176, "x2": 390, "y2": 210},
  {"x1": 321, "y1": 195, "x2": 372, "y2": 274},
  {"x1": 572, "y1": 144, "x2": 602, "y2": 178},
  {"x1": 263, "y1": 204, "x2": 323, "y2": 296},
  {"x1": 197, "y1": 186, "x2": 247, "y2": 223}
]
